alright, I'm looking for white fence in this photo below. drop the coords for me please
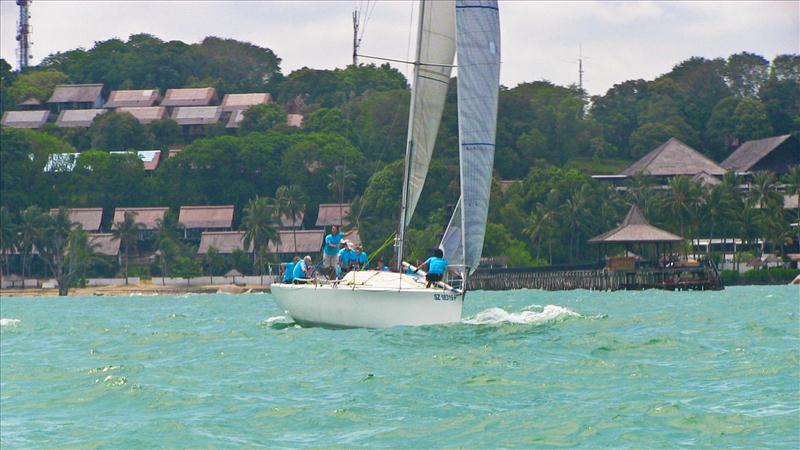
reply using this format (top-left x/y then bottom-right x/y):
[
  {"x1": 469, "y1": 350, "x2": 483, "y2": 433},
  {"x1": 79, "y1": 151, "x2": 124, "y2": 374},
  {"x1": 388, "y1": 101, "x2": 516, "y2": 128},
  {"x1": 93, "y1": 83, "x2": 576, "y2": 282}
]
[{"x1": 151, "y1": 276, "x2": 274, "y2": 286}]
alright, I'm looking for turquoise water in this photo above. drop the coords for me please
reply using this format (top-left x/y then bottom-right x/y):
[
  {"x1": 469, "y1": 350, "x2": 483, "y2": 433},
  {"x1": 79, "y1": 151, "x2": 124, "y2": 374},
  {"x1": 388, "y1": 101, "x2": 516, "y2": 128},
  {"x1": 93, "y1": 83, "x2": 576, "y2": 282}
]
[{"x1": 1, "y1": 286, "x2": 798, "y2": 448}]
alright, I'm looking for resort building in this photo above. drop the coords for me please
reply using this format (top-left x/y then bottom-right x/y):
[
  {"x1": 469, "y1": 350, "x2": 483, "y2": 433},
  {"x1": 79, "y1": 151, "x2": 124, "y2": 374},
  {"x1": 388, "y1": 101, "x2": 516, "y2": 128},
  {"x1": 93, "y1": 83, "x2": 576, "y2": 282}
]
[
  {"x1": 43, "y1": 153, "x2": 79, "y2": 173},
  {"x1": 161, "y1": 87, "x2": 218, "y2": 107},
  {"x1": 104, "y1": 89, "x2": 160, "y2": 109},
  {"x1": 279, "y1": 211, "x2": 305, "y2": 229},
  {"x1": 315, "y1": 203, "x2": 351, "y2": 227},
  {"x1": 621, "y1": 137, "x2": 725, "y2": 179},
  {"x1": 116, "y1": 106, "x2": 166, "y2": 125},
  {"x1": 721, "y1": 134, "x2": 799, "y2": 175},
  {"x1": 178, "y1": 205, "x2": 235, "y2": 240},
  {"x1": 219, "y1": 93, "x2": 271, "y2": 112},
  {"x1": 47, "y1": 84, "x2": 104, "y2": 112},
  {"x1": 1, "y1": 110, "x2": 49, "y2": 129},
  {"x1": 225, "y1": 109, "x2": 245, "y2": 129},
  {"x1": 88, "y1": 233, "x2": 121, "y2": 257},
  {"x1": 17, "y1": 97, "x2": 43, "y2": 110},
  {"x1": 49, "y1": 208, "x2": 103, "y2": 232},
  {"x1": 172, "y1": 106, "x2": 222, "y2": 134},
  {"x1": 198, "y1": 231, "x2": 252, "y2": 254},
  {"x1": 268, "y1": 230, "x2": 325, "y2": 258},
  {"x1": 55, "y1": 109, "x2": 106, "y2": 128},
  {"x1": 286, "y1": 113, "x2": 304, "y2": 128},
  {"x1": 112, "y1": 207, "x2": 169, "y2": 239}
]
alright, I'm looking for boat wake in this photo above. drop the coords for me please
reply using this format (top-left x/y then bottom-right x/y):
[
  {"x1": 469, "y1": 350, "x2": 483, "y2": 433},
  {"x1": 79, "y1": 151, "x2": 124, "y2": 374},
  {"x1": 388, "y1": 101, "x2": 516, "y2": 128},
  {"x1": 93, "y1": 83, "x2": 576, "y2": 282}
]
[
  {"x1": 261, "y1": 315, "x2": 298, "y2": 330},
  {"x1": 0, "y1": 318, "x2": 21, "y2": 327},
  {"x1": 462, "y1": 304, "x2": 580, "y2": 325}
]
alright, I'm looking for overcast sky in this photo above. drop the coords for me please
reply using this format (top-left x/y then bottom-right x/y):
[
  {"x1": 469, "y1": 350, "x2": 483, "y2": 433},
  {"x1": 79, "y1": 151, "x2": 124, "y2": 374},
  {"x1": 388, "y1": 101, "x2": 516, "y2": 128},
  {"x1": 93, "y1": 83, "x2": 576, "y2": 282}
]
[{"x1": 1, "y1": 1, "x2": 797, "y2": 95}]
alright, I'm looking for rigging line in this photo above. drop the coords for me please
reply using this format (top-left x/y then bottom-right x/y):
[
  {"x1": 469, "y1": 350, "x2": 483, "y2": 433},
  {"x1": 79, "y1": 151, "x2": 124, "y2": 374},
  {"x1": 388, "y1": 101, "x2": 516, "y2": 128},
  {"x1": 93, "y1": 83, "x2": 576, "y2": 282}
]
[
  {"x1": 357, "y1": 53, "x2": 457, "y2": 68},
  {"x1": 405, "y1": 0, "x2": 415, "y2": 81}
]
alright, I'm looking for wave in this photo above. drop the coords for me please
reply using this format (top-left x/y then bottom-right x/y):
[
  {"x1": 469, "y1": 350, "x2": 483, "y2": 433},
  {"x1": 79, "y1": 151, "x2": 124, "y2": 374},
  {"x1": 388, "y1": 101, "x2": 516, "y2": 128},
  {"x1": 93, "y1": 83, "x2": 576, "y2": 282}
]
[
  {"x1": 261, "y1": 315, "x2": 298, "y2": 329},
  {"x1": 462, "y1": 304, "x2": 580, "y2": 325},
  {"x1": 0, "y1": 318, "x2": 21, "y2": 327}
]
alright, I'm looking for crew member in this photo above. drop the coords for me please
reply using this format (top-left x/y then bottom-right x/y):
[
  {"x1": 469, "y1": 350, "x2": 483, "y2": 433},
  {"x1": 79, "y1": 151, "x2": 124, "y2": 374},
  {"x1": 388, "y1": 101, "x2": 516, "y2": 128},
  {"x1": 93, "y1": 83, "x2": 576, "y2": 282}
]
[
  {"x1": 354, "y1": 245, "x2": 369, "y2": 270},
  {"x1": 416, "y1": 248, "x2": 449, "y2": 288},
  {"x1": 282, "y1": 256, "x2": 300, "y2": 283},
  {"x1": 292, "y1": 255, "x2": 313, "y2": 284},
  {"x1": 323, "y1": 225, "x2": 344, "y2": 279}
]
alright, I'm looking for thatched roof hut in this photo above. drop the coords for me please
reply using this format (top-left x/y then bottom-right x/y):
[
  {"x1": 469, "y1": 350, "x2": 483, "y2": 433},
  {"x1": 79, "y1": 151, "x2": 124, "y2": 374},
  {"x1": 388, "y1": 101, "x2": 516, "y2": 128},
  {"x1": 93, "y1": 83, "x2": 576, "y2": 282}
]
[
  {"x1": 589, "y1": 205, "x2": 683, "y2": 244},
  {"x1": 721, "y1": 134, "x2": 799, "y2": 175},
  {"x1": 620, "y1": 137, "x2": 725, "y2": 177}
]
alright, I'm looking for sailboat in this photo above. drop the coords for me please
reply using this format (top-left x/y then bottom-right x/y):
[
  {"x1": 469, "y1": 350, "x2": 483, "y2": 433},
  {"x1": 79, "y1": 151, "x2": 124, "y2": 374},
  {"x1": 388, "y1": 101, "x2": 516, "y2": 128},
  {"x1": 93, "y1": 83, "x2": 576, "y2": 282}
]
[{"x1": 270, "y1": 0, "x2": 501, "y2": 328}]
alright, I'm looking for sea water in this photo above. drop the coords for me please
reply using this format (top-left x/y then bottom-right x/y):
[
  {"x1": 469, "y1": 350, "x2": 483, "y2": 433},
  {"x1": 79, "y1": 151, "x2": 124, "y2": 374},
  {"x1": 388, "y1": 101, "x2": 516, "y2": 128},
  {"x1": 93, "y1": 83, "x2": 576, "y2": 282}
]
[{"x1": 1, "y1": 286, "x2": 798, "y2": 448}]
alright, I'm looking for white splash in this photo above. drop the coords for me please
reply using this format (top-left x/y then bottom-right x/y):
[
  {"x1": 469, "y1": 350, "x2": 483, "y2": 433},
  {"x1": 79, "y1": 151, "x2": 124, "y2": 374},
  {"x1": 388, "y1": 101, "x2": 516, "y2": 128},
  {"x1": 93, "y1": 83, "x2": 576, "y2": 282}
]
[
  {"x1": 262, "y1": 315, "x2": 291, "y2": 326},
  {"x1": 462, "y1": 305, "x2": 580, "y2": 325},
  {"x1": 0, "y1": 318, "x2": 21, "y2": 327}
]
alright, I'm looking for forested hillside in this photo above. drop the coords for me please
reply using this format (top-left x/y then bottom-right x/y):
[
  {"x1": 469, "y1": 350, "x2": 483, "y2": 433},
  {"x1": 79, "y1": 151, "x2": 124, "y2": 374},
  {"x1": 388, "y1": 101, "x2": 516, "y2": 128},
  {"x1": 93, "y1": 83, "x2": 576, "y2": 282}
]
[{"x1": 1, "y1": 34, "x2": 798, "y2": 267}]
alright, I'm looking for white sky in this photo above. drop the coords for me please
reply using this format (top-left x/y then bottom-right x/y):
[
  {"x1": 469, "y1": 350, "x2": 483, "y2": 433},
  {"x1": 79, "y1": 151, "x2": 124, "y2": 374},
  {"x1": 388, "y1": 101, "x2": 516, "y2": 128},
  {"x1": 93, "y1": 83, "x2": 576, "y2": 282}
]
[{"x1": 1, "y1": 1, "x2": 798, "y2": 95}]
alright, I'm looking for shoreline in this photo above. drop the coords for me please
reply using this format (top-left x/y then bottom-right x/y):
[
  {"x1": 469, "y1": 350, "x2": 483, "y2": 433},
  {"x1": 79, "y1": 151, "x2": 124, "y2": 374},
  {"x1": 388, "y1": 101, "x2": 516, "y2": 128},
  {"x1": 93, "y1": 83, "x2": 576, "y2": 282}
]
[{"x1": 0, "y1": 283, "x2": 271, "y2": 297}]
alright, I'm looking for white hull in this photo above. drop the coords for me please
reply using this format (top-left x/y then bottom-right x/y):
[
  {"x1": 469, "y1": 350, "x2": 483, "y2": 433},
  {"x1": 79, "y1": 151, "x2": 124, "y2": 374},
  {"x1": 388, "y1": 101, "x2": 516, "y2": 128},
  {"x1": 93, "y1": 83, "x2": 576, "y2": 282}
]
[{"x1": 270, "y1": 272, "x2": 463, "y2": 328}]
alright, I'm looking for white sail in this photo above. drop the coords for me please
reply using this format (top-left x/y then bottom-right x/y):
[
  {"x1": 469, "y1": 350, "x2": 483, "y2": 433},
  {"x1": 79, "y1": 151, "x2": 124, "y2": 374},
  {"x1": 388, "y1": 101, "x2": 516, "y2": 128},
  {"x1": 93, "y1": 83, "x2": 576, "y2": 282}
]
[
  {"x1": 441, "y1": 0, "x2": 501, "y2": 274},
  {"x1": 440, "y1": 198, "x2": 464, "y2": 270},
  {"x1": 402, "y1": 0, "x2": 456, "y2": 227}
]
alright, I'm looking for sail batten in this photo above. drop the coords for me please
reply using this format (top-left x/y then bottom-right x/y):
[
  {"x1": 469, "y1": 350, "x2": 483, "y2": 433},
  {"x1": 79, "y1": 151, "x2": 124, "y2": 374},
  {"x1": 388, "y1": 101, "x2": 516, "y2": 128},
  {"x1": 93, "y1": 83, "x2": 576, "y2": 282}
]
[{"x1": 441, "y1": 0, "x2": 501, "y2": 275}]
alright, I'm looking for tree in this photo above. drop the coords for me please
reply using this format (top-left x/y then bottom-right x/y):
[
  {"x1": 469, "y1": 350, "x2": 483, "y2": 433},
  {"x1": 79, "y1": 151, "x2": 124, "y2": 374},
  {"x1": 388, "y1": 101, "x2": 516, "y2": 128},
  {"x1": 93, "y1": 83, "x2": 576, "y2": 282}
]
[
  {"x1": 111, "y1": 211, "x2": 144, "y2": 283},
  {"x1": 242, "y1": 197, "x2": 280, "y2": 276},
  {"x1": 205, "y1": 246, "x2": 224, "y2": 283},
  {"x1": 17, "y1": 206, "x2": 47, "y2": 278},
  {"x1": 0, "y1": 207, "x2": 17, "y2": 276},
  {"x1": 560, "y1": 184, "x2": 592, "y2": 262},
  {"x1": 784, "y1": 165, "x2": 800, "y2": 249},
  {"x1": 660, "y1": 176, "x2": 703, "y2": 254},
  {"x1": 147, "y1": 118, "x2": 181, "y2": 149},
  {"x1": 239, "y1": 103, "x2": 287, "y2": 135},
  {"x1": 327, "y1": 165, "x2": 356, "y2": 204},
  {"x1": 733, "y1": 97, "x2": 773, "y2": 142},
  {"x1": 38, "y1": 208, "x2": 97, "y2": 296},
  {"x1": 90, "y1": 112, "x2": 149, "y2": 151},
  {"x1": 6, "y1": 69, "x2": 69, "y2": 104},
  {"x1": 275, "y1": 185, "x2": 307, "y2": 254},
  {"x1": 702, "y1": 185, "x2": 734, "y2": 256},
  {"x1": 704, "y1": 97, "x2": 741, "y2": 160},
  {"x1": 523, "y1": 203, "x2": 555, "y2": 261},
  {"x1": 747, "y1": 171, "x2": 781, "y2": 255},
  {"x1": 724, "y1": 52, "x2": 769, "y2": 98}
]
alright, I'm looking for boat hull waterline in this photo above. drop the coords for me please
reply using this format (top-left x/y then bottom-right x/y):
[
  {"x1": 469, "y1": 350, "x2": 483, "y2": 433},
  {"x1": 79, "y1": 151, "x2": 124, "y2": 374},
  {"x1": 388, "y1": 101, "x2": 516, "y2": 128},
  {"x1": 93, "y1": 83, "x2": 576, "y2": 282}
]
[{"x1": 271, "y1": 275, "x2": 463, "y2": 328}]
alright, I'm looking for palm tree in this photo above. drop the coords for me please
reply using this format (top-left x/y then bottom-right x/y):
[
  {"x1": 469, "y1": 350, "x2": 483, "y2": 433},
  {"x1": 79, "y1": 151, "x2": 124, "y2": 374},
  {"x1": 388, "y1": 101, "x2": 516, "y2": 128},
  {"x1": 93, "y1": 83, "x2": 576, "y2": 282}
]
[
  {"x1": 748, "y1": 170, "x2": 781, "y2": 209},
  {"x1": 275, "y1": 185, "x2": 307, "y2": 254},
  {"x1": 328, "y1": 165, "x2": 356, "y2": 225},
  {"x1": 523, "y1": 202, "x2": 554, "y2": 261},
  {"x1": 660, "y1": 176, "x2": 703, "y2": 255},
  {"x1": 242, "y1": 196, "x2": 280, "y2": 276},
  {"x1": 112, "y1": 211, "x2": 144, "y2": 284},
  {"x1": 205, "y1": 246, "x2": 223, "y2": 284},
  {"x1": 39, "y1": 208, "x2": 97, "y2": 295},
  {"x1": 0, "y1": 207, "x2": 17, "y2": 276},
  {"x1": 784, "y1": 165, "x2": 800, "y2": 250},
  {"x1": 702, "y1": 185, "x2": 734, "y2": 257},
  {"x1": 18, "y1": 206, "x2": 46, "y2": 278},
  {"x1": 560, "y1": 184, "x2": 591, "y2": 263}
]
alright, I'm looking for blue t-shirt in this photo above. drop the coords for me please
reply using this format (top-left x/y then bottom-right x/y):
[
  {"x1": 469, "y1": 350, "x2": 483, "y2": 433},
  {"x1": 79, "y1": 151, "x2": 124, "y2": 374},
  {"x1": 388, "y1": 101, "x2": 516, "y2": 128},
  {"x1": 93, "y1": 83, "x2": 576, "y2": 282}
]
[
  {"x1": 424, "y1": 256, "x2": 448, "y2": 275},
  {"x1": 356, "y1": 251, "x2": 368, "y2": 268},
  {"x1": 292, "y1": 260, "x2": 308, "y2": 279},
  {"x1": 323, "y1": 232, "x2": 344, "y2": 255},
  {"x1": 283, "y1": 262, "x2": 295, "y2": 282},
  {"x1": 338, "y1": 248, "x2": 356, "y2": 266}
]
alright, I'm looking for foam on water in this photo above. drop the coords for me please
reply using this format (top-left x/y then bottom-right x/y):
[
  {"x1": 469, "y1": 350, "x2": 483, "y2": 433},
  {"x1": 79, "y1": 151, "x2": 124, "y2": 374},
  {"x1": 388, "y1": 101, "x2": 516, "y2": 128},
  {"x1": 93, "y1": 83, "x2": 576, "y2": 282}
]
[
  {"x1": 0, "y1": 318, "x2": 21, "y2": 327},
  {"x1": 462, "y1": 304, "x2": 580, "y2": 325}
]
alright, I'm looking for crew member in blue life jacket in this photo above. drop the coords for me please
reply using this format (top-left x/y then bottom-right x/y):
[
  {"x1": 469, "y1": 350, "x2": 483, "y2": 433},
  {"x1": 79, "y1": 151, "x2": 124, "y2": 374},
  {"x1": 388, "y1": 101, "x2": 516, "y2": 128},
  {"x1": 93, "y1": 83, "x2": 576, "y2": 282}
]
[
  {"x1": 375, "y1": 259, "x2": 390, "y2": 271},
  {"x1": 323, "y1": 225, "x2": 344, "y2": 280},
  {"x1": 282, "y1": 256, "x2": 300, "y2": 283},
  {"x1": 338, "y1": 240, "x2": 356, "y2": 275},
  {"x1": 416, "y1": 248, "x2": 449, "y2": 288},
  {"x1": 354, "y1": 245, "x2": 368, "y2": 270},
  {"x1": 292, "y1": 255, "x2": 313, "y2": 284}
]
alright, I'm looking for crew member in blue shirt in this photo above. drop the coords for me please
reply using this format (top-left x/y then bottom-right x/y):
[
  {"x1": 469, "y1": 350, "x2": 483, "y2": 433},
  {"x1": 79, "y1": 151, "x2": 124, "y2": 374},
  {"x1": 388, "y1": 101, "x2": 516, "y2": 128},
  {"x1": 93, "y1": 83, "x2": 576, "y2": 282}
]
[
  {"x1": 338, "y1": 241, "x2": 357, "y2": 275},
  {"x1": 416, "y1": 248, "x2": 449, "y2": 288},
  {"x1": 282, "y1": 256, "x2": 300, "y2": 283},
  {"x1": 323, "y1": 225, "x2": 344, "y2": 279},
  {"x1": 354, "y1": 245, "x2": 369, "y2": 270},
  {"x1": 292, "y1": 255, "x2": 313, "y2": 284}
]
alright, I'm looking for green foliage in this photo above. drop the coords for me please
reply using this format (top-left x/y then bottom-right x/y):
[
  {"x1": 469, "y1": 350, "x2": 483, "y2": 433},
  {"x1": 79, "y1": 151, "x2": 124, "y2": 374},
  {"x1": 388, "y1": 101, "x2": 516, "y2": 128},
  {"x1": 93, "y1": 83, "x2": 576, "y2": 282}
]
[
  {"x1": 239, "y1": 103, "x2": 287, "y2": 135},
  {"x1": 724, "y1": 52, "x2": 769, "y2": 98},
  {"x1": 147, "y1": 118, "x2": 181, "y2": 149},
  {"x1": 6, "y1": 69, "x2": 68, "y2": 104},
  {"x1": 733, "y1": 97, "x2": 773, "y2": 142},
  {"x1": 741, "y1": 268, "x2": 800, "y2": 284},
  {"x1": 483, "y1": 223, "x2": 535, "y2": 267},
  {"x1": 277, "y1": 63, "x2": 406, "y2": 107},
  {"x1": 90, "y1": 112, "x2": 149, "y2": 151}
]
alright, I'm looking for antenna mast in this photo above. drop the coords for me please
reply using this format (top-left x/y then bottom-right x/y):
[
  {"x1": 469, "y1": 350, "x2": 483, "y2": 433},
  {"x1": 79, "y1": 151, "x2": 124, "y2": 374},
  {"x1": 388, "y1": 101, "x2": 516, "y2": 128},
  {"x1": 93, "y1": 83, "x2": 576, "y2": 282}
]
[
  {"x1": 352, "y1": 10, "x2": 360, "y2": 65},
  {"x1": 16, "y1": 0, "x2": 32, "y2": 71},
  {"x1": 578, "y1": 44, "x2": 584, "y2": 93}
]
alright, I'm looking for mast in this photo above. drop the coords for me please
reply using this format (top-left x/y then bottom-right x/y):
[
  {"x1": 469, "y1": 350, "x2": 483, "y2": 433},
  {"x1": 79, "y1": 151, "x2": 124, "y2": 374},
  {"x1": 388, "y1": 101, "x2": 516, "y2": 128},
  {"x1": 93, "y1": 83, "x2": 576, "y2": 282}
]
[{"x1": 396, "y1": 0, "x2": 427, "y2": 271}]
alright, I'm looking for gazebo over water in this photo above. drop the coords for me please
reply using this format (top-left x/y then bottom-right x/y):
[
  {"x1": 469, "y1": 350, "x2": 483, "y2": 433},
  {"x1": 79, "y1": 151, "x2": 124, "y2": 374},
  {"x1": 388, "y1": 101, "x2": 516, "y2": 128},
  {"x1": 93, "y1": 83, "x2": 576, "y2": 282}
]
[{"x1": 589, "y1": 205, "x2": 683, "y2": 268}]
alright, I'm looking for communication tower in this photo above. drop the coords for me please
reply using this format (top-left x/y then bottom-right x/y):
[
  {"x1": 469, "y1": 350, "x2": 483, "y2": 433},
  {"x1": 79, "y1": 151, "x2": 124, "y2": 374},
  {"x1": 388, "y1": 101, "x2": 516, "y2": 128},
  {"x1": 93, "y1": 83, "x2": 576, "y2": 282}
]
[{"x1": 16, "y1": 0, "x2": 33, "y2": 70}]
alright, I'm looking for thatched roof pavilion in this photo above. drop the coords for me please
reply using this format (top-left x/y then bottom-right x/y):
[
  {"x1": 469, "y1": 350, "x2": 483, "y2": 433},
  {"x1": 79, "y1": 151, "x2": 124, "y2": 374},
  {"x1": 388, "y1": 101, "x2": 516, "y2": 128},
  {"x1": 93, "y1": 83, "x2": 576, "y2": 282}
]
[
  {"x1": 589, "y1": 205, "x2": 683, "y2": 245},
  {"x1": 620, "y1": 137, "x2": 725, "y2": 177}
]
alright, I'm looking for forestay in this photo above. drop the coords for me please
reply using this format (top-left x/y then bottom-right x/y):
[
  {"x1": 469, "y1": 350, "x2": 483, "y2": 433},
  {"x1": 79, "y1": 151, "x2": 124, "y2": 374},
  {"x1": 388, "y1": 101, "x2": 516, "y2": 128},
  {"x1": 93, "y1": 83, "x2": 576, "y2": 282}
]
[
  {"x1": 403, "y1": 0, "x2": 457, "y2": 227},
  {"x1": 441, "y1": 0, "x2": 501, "y2": 275}
]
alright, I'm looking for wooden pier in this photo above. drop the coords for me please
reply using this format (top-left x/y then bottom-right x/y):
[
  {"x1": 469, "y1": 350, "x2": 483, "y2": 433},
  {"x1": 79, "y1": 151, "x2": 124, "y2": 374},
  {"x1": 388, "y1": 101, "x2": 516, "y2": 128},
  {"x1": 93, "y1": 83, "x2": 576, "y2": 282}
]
[{"x1": 468, "y1": 263, "x2": 723, "y2": 291}]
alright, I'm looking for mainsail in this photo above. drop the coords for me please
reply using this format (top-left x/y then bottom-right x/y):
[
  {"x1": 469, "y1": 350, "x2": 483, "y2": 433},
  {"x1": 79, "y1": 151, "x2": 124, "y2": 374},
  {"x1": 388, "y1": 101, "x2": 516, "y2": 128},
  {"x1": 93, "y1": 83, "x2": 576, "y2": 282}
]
[
  {"x1": 441, "y1": 0, "x2": 501, "y2": 274},
  {"x1": 401, "y1": 0, "x2": 457, "y2": 228}
]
